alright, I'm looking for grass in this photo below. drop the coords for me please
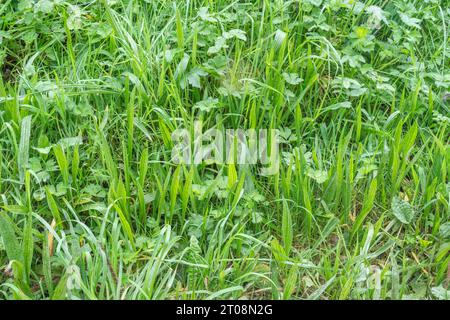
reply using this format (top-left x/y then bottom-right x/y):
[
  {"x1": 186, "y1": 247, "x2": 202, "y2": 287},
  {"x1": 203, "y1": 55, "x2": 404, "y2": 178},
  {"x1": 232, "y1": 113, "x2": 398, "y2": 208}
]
[{"x1": 0, "y1": 0, "x2": 449, "y2": 300}]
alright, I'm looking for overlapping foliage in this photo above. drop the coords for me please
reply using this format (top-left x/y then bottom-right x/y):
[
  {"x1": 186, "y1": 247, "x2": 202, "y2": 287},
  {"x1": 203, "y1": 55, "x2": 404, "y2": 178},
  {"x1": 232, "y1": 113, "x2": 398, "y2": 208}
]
[{"x1": 0, "y1": 0, "x2": 449, "y2": 299}]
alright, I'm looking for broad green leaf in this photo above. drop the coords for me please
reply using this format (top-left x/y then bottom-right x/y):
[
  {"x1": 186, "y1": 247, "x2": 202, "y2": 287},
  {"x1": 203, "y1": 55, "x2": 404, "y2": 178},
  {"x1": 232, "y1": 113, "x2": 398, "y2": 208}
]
[
  {"x1": 439, "y1": 222, "x2": 450, "y2": 239},
  {"x1": 282, "y1": 72, "x2": 303, "y2": 85},
  {"x1": 45, "y1": 187, "x2": 62, "y2": 226},
  {"x1": 399, "y1": 13, "x2": 421, "y2": 29},
  {"x1": 431, "y1": 286, "x2": 450, "y2": 300},
  {"x1": 283, "y1": 265, "x2": 298, "y2": 299},
  {"x1": 223, "y1": 29, "x2": 247, "y2": 41},
  {"x1": 208, "y1": 36, "x2": 227, "y2": 55},
  {"x1": 18, "y1": 116, "x2": 32, "y2": 183},
  {"x1": 282, "y1": 200, "x2": 293, "y2": 255},
  {"x1": 351, "y1": 179, "x2": 377, "y2": 238},
  {"x1": 194, "y1": 98, "x2": 219, "y2": 112},
  {"x1": 0, "y1": 212, "x2": 22, "y2": 261},
  {"x1": 324, "y1": 101, "x2": 352, "y2": 111},
  {"x1": 391, "y1": 196, "x2": 415, "y2": 224},
  {"x1": 51, "y1": 272, "x2": 69, "y2": 300},
  {"x1": 22, "y1": 213, "x2": 34, "y2": 279},
  {"x1": 307, "y1": 168, "x2": 328, "y2": 184},
  {"x1": 308, "y1": 276, "x2": 335, "y2": 300}
]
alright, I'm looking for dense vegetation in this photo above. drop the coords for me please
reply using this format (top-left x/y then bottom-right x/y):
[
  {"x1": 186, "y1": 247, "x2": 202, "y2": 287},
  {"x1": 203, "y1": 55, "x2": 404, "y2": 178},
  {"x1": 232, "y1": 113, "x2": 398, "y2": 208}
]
[{"x1": 0, "y1": 0, "x2": 449, "y2": 300}]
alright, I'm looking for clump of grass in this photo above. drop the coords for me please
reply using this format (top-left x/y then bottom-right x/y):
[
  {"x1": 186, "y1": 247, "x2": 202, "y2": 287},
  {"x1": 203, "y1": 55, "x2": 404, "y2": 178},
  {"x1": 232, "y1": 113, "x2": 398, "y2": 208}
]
[{"x1": 0, "y1": 0, "x2": 448, "y2": 300}]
